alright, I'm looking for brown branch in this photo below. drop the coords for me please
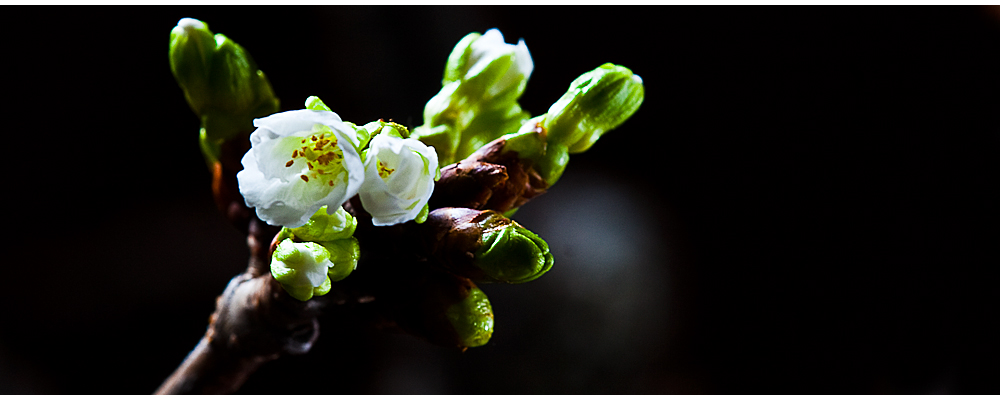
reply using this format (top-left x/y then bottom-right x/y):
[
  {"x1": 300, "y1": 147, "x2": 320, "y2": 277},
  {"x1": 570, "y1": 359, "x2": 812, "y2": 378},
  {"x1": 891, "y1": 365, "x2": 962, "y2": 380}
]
[
  {"x1": 429, "y1": 137, "x2": 549, "y2": 213},
  {"x1": 155, "y1": 219, "x2": 325, "y2": 394},
  {"x1": 157, "y1": 135, "x2": 552, "y2": 394}
]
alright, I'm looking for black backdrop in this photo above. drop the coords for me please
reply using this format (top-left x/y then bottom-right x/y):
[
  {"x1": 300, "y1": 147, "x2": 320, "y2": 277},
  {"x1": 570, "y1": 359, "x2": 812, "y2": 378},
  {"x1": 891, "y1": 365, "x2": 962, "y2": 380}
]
[{"x1": 1, "y1": 6, "x2": 997, "y2": 394}]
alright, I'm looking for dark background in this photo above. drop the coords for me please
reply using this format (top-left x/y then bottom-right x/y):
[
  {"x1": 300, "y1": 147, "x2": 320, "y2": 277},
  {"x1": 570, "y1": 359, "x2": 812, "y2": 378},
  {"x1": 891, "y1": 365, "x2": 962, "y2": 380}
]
[{"x1": 1, "y1": 6, "x2": 997, "y2": 394}]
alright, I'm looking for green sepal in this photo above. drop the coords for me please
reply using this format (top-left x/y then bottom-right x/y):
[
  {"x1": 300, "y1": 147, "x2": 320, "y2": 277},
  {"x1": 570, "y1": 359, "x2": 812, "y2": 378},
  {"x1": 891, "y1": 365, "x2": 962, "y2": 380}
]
[
  {"x1": 543, "y1": 63, "x2": 644, "y2": 154},
  {"x1": 305, "y1": 95, "x2": 332, "y2": 112},
  {"x1": 317, "y1": 237, "x2": 360, "y2": 282},
  {"x1": 473, "y1": 220, "x2": 554, "y2": 284},
  {"x1": 286, "y1": 206, "x2": 357, "y2": 242},
  {"x1": 313, "y1": 274, "x2": 332, "y2": 297},
  {"x1": 414, "y1": 203, "x2": 430, "y2": 224},
  {"x1": 444, "y1": 286, "x2": 494, "y2": 348},
  {"x1": 443, "y1": 32, "x2": 482, "y2": 85},
  {"x1": 281, "y1": 283, "x2": 316, "y2": 302}
]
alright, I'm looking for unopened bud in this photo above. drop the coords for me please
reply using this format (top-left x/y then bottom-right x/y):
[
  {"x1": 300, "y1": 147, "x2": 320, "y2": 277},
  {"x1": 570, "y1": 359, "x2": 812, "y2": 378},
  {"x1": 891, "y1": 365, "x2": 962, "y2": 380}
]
[
  {"x1": 284, "y1": 206, "x2": 357, "y2": 242},
  {"x1": 423, "y1": 208, "x2": 553, "y2": 284},
  {"x1": 270, "y1": 238, "x2": 333, "y2": 301},
  {"x1": 543, "y1": 63, "x2": 644, "y2": 154},
  {"x1": 168, "y1": 18, "x2": 280, "y2": 143}
]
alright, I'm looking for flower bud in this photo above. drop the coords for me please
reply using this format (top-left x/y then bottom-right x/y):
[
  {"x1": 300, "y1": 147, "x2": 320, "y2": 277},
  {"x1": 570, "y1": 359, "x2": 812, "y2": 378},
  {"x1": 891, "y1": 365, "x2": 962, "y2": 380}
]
[
  {"x1": 270, "y1": 238, "x2": 334, "y2": 301},
  {"x1": 444, "y1": 29, "x2": 533, "y2": 103},
  {"x1": 413, "y1": 29, "x2": 534, "y2": 166},
  {"x1": 385, "y1": 265, "x2": 494, "y2": 348},
  {"x1": 317, "y1": 237, "x2": 360, "y2": 282},
  {"x1": 168, "y1": 18, "x2": 280, "y2": 143},
  {"x1": 422, "y1": 208, "x2": 553, "y2": 284},
  {"x1": 169, "y1": 18, "x2": 215, "y2": 115},
  {"x1": 285, "y1": 205, "x2": 357, "y2": 242},
  {"x1": 543, "y1": 63, "x2": 644, "y2": 154},
  {"x1": 445, "y1": 286, "x2": 494, "y2": 348},
  {"x1": 474, "y1": 218, "x2": 553, "y2": 284}
]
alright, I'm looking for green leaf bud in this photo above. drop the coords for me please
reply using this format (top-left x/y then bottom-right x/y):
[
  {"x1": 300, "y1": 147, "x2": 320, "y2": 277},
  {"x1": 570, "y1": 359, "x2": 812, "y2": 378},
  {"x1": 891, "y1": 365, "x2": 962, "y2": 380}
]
[
  {"x1": 285, "y1": 206, "x2": 357, "y2": 242},
  {"x1": 423, "y1": 208, "x2": 554, "y2": 284},
  {"x1": 317, "y1": 237, "x2": 360, "y2": 282},
  {"x1": 543, "y1": 63, "x2": 644, "y2": 154},
  {"x1": 168, "y1": 18, "x2": 280, "y2": 143},
  {"x1": 386, "y1": 265, "x2": 494, "y2": 348},
  {"x1": 473, "y1": 217, "x2": 553, "y2": 284},
  {"x1": 169, "y1": 18, "x2": 216, "y2": 116},
  {"x1": 270, "y1": 238, "x2": 334, "y2": 301},
  {"x1": 414, "y1": 29, "x2": 534, "y2": 166},
  {"x1": 445, "y1": 286, "x2": 494, "y2": 348}
]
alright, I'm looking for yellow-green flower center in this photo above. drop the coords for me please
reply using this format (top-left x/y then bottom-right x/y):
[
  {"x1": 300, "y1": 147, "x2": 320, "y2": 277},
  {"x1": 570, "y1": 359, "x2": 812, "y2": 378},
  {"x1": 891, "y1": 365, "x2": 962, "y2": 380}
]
[
  {"x1": 377, "y1": 159, "x2": 395, "y2": 179},
  {"x1": 286, "y1": 130, "x2": 345, "y2": 187}
]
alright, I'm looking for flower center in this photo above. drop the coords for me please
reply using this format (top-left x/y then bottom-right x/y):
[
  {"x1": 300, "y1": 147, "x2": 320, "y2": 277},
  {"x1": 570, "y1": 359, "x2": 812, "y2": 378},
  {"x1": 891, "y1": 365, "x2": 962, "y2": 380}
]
[
  {"x1": 286, "y1": 130, "x2": 345, "y2": 187},
  {"x1": 377, "y1": 159, "x2": 395, "y2": 180}
]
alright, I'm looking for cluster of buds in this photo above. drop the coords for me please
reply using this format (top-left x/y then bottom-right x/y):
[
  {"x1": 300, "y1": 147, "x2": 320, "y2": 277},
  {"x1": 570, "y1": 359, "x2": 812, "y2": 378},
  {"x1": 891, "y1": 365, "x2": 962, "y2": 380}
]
[
  {"x1": 411, "y1": 29, "x2": 534, "y2": 166},
  {"x1": 169, "y1": 19, "x2": 643, "y2": 349}
]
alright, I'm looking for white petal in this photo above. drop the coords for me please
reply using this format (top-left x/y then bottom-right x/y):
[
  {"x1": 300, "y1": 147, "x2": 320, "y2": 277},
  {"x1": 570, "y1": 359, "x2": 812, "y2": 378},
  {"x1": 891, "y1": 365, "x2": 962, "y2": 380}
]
[
  {"x1": 237, "y1": 109, "x2": 367, "y2": 228},
  {"x1": 514, "y1": 39, "x2": 534, "y2": 79},
  {"x1": 358, "y1": 135, "x2": 438, "y2": 226}
]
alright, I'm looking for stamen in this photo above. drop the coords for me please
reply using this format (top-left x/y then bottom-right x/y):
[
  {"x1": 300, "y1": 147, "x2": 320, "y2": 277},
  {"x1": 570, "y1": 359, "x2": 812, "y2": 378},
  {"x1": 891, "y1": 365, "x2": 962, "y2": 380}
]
[
  {"x1": 292, "y1": 150, "x2": 299, "y2": 158},
  {"x1": 312, "y1": 135, "x2": 318, "y2": 141},
  {"x1": 328, "y1": 181, "x2": 334, "y2": 186},
  {"x1": 307, "y1": 162, "x2": 314, "y2": 170},
  {"x1": 300, "y1": 175, "x2": 309, "y2": 182},
  {"x1": 285, "y1": 160, "x2": 294, "y2": 167}
]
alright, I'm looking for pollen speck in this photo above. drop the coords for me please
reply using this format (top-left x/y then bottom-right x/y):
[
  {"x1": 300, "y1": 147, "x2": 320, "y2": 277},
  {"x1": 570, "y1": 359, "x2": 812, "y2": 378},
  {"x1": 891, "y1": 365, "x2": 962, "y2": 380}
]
[{"x1": 328, "y1": 181, "x2": 334, "y2": 186}]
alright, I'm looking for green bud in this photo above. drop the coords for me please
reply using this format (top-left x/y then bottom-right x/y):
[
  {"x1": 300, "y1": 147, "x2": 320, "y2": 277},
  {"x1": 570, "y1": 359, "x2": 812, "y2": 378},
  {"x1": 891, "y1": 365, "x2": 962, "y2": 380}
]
[
  {"x1": 445, "y1": 286, "x2": 494, "y2": 348},
  {"x1": 285, "y1": 206, "x2": 357, "y2": 242},
  {"x1": 425, "y1": 208, "x2": 554, "y2": 284},
  {"x1": 386, "y1": 265, "x2": 494, "y2": 348},
  {"x1": 270, "y1": 238, "x2": 334, "y2": 301},
  {"x1": 317, "y1": 237, "x2": 360, "y2": 282},
  {"x1": 453, "y1": 103, "x2": 530, "y2": 163},
  {"x1": 473, "y1": 219, "x2": 553, "y2": 284},
  {"x1": 414, "y1": 29, "x2": 534, "y2": 166},
  {"x1": 168, "y1": 18, "x2": 280, "y2": 144},
  {"x1": 544, "y1": 63, "x2": 644, "y2": 154},
  {"x1": 169, "y1": 18, "x2": 216, "y2": 116}
]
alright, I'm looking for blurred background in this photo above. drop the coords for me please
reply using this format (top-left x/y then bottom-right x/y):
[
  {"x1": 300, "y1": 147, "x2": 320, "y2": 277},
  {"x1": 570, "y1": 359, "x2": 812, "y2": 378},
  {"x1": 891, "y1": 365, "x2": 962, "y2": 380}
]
[{"x1": 1, "y1": 6, "x2": 997, "y2": 394}]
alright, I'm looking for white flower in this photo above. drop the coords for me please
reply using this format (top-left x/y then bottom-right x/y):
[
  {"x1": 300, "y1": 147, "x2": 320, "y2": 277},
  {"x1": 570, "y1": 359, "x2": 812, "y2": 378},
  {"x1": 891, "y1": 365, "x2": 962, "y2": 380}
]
[
  {"x1": 359, "y1": 134, "x2": 439, "y2": 226},
  {"x1": 237, "y1": 109, "x2": 364, "y2": 228},
  {"x1": 466, "y1": 28, "x2": 533, "y2": 99}
]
